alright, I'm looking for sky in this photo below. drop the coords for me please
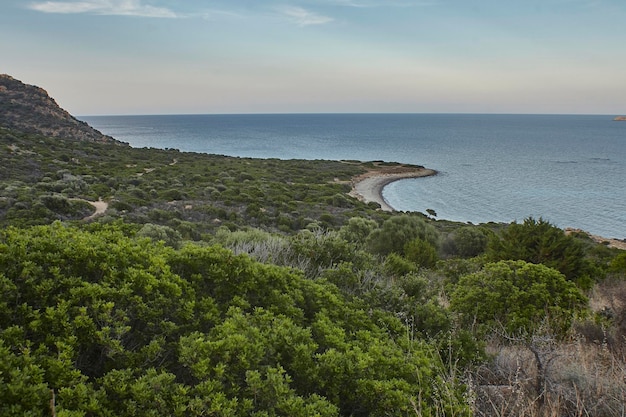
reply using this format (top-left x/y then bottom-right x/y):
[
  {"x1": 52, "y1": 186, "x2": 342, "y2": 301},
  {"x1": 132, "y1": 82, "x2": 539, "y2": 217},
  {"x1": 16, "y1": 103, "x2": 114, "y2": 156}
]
[{"x1": 1, "y1": 0, "x2": 625, "y2": 115}]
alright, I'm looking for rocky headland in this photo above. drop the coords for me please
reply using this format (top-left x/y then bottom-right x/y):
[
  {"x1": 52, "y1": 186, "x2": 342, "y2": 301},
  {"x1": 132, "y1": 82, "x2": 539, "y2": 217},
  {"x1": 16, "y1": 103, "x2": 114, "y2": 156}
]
[{"x1": 0, "y1": 74, "x2": 121, "y2": 144}]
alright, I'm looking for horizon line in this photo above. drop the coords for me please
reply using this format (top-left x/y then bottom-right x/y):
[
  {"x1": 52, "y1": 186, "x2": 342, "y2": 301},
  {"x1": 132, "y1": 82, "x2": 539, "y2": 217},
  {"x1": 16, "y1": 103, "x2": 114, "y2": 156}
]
[{"x1": 78, "y1": 111, "x2": 623, "y2": 118}]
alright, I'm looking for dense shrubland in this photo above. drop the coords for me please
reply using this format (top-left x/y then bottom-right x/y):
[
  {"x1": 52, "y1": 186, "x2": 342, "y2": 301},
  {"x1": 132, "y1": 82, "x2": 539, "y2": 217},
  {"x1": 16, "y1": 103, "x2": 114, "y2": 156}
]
[
  {"x1": 0, "y1": 222, "x2": 472, "y2": 416},
  {"x1": 0, "y1": 128, "x2": 380, "y2": 232},
  {"x1": 1, "y1": 127, "x2": 625, "y2": 416}
]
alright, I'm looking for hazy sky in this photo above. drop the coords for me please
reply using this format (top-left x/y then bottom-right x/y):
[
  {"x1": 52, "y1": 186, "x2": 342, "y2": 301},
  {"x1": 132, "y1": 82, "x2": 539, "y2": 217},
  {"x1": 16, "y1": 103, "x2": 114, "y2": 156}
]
[{"x1": 2, "y1": 0, "x2": 625, "y2": 115}]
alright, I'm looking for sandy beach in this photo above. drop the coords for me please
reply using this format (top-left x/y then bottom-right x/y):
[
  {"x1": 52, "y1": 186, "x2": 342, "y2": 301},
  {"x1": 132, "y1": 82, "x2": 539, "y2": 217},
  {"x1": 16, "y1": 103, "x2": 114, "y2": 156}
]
[
  {"x1": 348, "y1": 164, "x2": 626, "y2": 249},
  {"x1": 348, "y1": 164, "x2": 437, "y2": 211}
]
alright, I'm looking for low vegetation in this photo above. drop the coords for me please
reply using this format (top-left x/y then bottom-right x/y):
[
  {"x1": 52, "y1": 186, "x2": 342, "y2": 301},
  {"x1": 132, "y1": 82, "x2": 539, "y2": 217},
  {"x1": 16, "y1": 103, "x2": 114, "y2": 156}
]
[{"x1": 1, "y1": 125, "x2": 625, "y2": 416}]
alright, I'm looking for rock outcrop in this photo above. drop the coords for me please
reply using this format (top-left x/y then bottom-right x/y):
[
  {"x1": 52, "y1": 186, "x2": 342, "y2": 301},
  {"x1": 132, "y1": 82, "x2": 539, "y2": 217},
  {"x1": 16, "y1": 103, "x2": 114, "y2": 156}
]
[{"x1": 0, "y1": 74, "x2": 120, "y2": 143}]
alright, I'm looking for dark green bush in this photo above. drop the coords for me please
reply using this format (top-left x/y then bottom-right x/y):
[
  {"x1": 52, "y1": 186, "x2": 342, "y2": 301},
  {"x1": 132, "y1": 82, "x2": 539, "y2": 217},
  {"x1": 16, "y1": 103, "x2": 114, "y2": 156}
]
[
  {"x1": 404, "y1": 238, "x2": 438, "y2": 269},
  {"x1": 443, "y1": 226, "x2": 490, "y2": 258},
  {"x1": 487, "y1": 217, "x2": 596, "y2": 287}
]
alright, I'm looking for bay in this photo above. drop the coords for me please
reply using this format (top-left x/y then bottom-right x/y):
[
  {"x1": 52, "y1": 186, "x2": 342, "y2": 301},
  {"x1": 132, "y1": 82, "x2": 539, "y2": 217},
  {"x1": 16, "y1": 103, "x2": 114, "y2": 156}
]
[{"x1": 80, "y1": 114, "x2": 626, "y2": 239}]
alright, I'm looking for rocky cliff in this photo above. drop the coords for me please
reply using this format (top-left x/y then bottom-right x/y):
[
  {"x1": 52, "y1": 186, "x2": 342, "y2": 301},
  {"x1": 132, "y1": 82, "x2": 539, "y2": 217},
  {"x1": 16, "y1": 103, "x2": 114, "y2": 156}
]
[{"x1": 0, "y1": 74, "x2": 120, "y2": 143}]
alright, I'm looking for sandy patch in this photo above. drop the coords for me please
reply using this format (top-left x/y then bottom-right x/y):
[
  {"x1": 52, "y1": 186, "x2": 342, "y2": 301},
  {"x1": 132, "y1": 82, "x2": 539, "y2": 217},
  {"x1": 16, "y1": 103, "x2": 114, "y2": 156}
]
[
  {"x1": 349, "y1": 164, "x2": 436, "y2": 211},
  {"x1": 83, "y1": 198, "x2": 108, "y2": 220}
]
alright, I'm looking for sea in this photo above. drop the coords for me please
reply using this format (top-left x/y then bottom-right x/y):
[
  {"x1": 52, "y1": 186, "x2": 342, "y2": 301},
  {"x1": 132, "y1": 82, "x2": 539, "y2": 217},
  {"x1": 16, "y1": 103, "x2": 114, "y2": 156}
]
[{"x1": 80, "y1": 114, "x2": 626, "y2": 239}]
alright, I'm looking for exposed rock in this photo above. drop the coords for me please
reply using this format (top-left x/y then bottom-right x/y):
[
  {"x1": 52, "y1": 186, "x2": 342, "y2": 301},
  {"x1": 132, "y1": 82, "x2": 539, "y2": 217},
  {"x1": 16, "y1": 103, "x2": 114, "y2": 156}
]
[
  {"x1": 0, "y1": 74, "x2": 122, "y2": 144},
  {"x1": 613, "y1": 116, "x2": 626, "y2": 121},
  {"x1": 565, "y1": 227, "x2": 626, "y2": 250}
]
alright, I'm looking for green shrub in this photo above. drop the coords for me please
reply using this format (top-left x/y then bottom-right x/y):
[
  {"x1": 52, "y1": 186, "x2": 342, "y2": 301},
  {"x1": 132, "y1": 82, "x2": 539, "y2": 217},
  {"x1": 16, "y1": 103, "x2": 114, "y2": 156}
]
[
  {"x1": 404, "y1": 238, "x2": 438, "y2": 269},
  {"x1": 443, "y1": 226, "x2": 490, "y2": 258},
  {"x1": 450, "y1": 260, "x2": 587, "y2": 336},
  {"x1": 160, "y1": 188, "x2": 184, "y2": 201},
  {"x1": 137, "y1": 223, "x2": 183, "y2": 248},
  {"x1": 339, "y1": 217, "x2": 378, "y2": 244},
  {"x1": 366, "y1": 214, "x2": 439, "y2": 256},
  {"x1": 40, "y1": 193, "x2": 70, "y2": 212},
  {"x1": 609, "y1": 252, "x2": 626, "y2": 274},
  {"x1": 384, "y1": 253, "x2": 417, "y2": 276},
  {"x1": 487, "y1": 217, "x2": 595, "y2": 286}
]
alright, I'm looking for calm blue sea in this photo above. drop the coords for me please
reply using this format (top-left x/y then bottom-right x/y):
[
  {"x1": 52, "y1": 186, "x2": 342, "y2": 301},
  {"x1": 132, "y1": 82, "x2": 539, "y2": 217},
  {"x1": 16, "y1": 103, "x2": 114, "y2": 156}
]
[{"x1": 80, "y1": 114, "x2": 626, "y2": 239}]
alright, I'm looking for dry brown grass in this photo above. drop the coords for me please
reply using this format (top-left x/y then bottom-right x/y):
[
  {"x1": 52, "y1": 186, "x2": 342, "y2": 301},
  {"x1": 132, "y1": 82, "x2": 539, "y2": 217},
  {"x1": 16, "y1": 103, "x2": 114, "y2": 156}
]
[
  {"x1": 471, "y1": 277, "x2": 626, "y2": 416},
  {"x1": 471, "y1": 337, "x2": 625, "y2": 416},
  {"x1": 587, "y1": 277, "x2": 626, "y2": 358}
]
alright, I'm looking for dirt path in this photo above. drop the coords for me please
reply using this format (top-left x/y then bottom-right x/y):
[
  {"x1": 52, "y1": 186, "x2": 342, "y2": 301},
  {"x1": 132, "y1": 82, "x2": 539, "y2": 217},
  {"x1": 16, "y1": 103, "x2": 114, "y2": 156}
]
[{"x1": 83, "y1": 198, "x2": 108, "y2": 220}]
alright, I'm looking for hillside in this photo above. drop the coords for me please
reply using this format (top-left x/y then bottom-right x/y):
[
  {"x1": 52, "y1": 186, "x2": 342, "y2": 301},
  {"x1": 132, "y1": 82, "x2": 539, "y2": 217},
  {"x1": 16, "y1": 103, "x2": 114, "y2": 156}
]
[
  {"x1": 0, "y1": 75, "x2": 625, "y2": 417},
  {"x1": 0, "y1": 74, "x2": 120, "y2": 143}
]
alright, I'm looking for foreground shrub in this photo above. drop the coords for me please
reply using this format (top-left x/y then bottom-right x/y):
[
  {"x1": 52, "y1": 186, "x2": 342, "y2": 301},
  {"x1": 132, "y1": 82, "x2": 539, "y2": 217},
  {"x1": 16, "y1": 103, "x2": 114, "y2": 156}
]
[
  {"x1": 450, "y1": 260, "x2": 587, "y2": 335},
  {"x1": 0, "y1": 222, "x2": 470, "y2": 416},
  {"x1": 443, "y1": 226, "x2": 490, "y2": 258},
  {"x1": 404, "y1": 238, "x2": 438, "y2": 269}
]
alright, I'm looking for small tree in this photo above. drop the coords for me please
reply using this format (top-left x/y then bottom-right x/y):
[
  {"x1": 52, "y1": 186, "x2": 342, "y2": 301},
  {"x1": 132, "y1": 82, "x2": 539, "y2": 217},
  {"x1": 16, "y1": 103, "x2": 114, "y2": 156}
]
[{"x1": 487, "y1": 217, "x2": 594, "y2": 286}]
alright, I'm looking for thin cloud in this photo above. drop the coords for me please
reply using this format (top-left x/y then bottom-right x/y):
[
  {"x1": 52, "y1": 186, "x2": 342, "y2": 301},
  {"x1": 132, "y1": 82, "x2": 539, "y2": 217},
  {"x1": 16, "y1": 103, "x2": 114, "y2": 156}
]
[
  {"x1": 279, "y1": 6, "x2": 334, "y2": 25},
  {"x1": 199, "y1": 9, "x2": 246, "y2": 21},
  {"x1": 548, "y1": 0, "x2": 608, "y2": 9},
  {"x1": 28, "y1": 0, "x2": 179, "y2": 18},
  {"x1": 318, "y1": 0, "x2": 438, "y2": 7}
]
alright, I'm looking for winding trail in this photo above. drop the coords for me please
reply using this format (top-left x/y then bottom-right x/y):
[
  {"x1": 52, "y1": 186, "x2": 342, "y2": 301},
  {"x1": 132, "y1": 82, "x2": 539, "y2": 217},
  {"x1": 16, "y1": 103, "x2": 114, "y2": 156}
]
[{"x1": 82, "y1": 198, "x2": 108, "y2": 220}]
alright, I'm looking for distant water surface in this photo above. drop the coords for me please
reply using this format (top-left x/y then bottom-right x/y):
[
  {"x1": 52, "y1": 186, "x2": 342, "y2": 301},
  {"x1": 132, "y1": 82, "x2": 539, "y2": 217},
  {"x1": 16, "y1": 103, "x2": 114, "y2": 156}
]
[{"x1": 81, "y1": 114, "x2": 626, "y2": 239}]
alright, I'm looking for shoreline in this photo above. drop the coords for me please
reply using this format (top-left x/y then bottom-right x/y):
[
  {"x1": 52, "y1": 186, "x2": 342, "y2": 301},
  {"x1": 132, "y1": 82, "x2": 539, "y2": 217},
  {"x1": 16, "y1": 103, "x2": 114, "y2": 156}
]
[
  {"x1": 348, "y1": 164, "x2": 437, "y2": 212},
  {"x1": 348, "y1": 165, "x2": 626, "y2": 249},
  {"x1": 565, "y1": 228, "x2": 626, "y2": 251}
]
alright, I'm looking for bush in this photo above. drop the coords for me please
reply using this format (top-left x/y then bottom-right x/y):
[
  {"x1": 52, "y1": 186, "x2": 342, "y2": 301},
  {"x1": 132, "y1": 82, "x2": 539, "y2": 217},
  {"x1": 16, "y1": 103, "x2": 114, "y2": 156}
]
[
  {"x1": 160, "y1": 188, "x2": 184, "y2": 201},
  {"x1": 443, "y1": 226, "x2": 489, "y2": 258},
  {"x1": 339, "y1": 217, "x2": 378, "y2": 244},
  {"x1": 0, "y1": 222, "x2": 471, "y2": 416},
  {"x1": 487, "y1": 217, "x2": 595, "y2": 287},
  {"x1": 366, "y1": 214, "x2": 439, "y2": 256},
  {"x1": 287, "y1": 229, "x2": 363, "y2": 278},
  {"x1": 450, "y1": 260, "x2": 587, "y2": 335},
  {"x1": 137, "y1": 223, "x2": 183, "y2": 248},
  {"x1": 404, "y1": 238, "x2": 438, "y2": 269},
  {"x1": 40, "y1": 193, "x2": 70, "y2": 212},
  {"x1": 384, "y1": 253, "x2": 417, "y2": 276},
  {"x1": 608, "y1": 251, "x2": 626, "y2": 274}
]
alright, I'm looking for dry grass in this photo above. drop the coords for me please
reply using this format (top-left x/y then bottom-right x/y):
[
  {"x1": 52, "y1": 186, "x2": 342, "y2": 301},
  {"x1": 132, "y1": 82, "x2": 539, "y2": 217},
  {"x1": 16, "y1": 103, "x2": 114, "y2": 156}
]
[
  {"x1": 471, "y1": 277, "x2": 626, "y2": 417},
  {"x1": 472, "y1": 337, "x2": 625, "y2": 417}
]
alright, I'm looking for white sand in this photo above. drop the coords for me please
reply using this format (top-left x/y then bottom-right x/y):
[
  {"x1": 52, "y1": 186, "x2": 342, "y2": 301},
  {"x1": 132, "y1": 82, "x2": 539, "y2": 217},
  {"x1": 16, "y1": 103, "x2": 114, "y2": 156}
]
[
  {"x1": 84, "y1": 198, "x2": 108, "y2": 220},
  {"x1": 349, "y1": 168, "x2": 436, "y2": 211}
]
